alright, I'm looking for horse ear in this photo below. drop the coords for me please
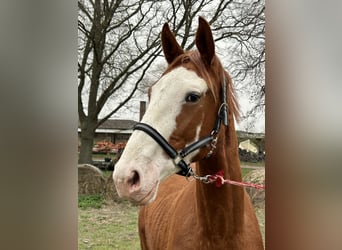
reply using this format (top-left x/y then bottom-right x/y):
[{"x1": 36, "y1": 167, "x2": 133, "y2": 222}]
[
  {"x1": 195, "y1": 16, "x2": 215, "y2": 66},
  {"x1": 161, "y1": 23, "x2": 184, "y2": 64}
]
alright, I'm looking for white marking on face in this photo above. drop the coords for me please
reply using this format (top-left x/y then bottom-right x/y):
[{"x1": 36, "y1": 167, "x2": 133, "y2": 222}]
[
  {"x1": 182, "y1": 121, "x2": 204, "y2": 163},
  {"x1": 127, "y1": 66, "x2": 207, "y2": 173},
  {"x1": 113, "y1": 66, "x2": 208, "y2": 203}
]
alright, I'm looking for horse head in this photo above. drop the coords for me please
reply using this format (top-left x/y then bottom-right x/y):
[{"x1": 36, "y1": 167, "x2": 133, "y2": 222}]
[{"x1": 113, "y1": 17, "x2": 233, "y2": 205}]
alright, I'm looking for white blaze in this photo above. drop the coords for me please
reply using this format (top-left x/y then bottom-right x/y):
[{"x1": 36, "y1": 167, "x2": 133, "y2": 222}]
[{"x1": 136, "y1": 68, "x2": 205, "y2": 174}]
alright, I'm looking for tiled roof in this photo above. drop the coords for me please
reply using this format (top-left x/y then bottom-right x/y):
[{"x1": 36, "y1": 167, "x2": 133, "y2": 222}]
[
  {"x1": 98, "y1": 119, "x2": 137, "y2": 130},
  {"x1": 236, "y1": 130, "x2": 265, "y2": 139}
]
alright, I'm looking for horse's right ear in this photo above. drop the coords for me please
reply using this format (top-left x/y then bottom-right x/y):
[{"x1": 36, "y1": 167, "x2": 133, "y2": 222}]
[
  {"x1": 195, "y1": 16, "x2": 215, "y2": 66},
  {"x1": 161, "y1": 23, "x2": 184, "y2": 64}
]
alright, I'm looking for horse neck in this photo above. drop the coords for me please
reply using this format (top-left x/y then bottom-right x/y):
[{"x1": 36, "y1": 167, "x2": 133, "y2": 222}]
[{"x1": 195, "y1": 124, "x2": 245, "y2": 236}]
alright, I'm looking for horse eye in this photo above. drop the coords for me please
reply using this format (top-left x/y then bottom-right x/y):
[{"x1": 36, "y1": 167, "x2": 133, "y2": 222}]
[{"x1": 185, "y1": 93, "x2": 201, "y2": 103}]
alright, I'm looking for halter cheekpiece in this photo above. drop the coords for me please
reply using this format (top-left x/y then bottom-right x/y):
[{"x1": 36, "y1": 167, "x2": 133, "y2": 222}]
[{"x1": 133, "y1": 76, "x2": 229, "y2": 177}]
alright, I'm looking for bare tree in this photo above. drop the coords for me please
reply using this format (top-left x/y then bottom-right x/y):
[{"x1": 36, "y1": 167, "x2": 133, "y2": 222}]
[
  {"x1": 141, "y1": 0, "x2": 265, "y2": 129},
  {"x1": 78, "y1": 0, "x2": 265, "y2": 164},
  {"x1": 226, "y1": 0, "x2": 265, "y2": 131},
  {"x1": 78, "y1": 0, "x2": 163, "y2": 163}
]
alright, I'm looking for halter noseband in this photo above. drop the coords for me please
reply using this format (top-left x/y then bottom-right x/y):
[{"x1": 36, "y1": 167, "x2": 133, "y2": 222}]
[{"x1": 133, "y1": 76, "x2": 229, "y2": 177}]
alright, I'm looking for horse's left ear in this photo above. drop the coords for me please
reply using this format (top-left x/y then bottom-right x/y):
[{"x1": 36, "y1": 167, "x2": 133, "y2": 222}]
[{"x1": 196, "y1": 16, "x2": 215, "y2": 66}]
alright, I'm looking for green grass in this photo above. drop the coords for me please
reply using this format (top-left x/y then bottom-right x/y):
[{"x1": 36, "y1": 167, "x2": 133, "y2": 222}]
[
  {"x1": 92, "y1": 152, "x2": 117, "y2": 157},
  {"x1": 79, "y1": 194, "x2": 106, "y2": 210},
  {"x1": 78, "y1": 203, "x2": 140, "y2": 250},
  {"x1": 92, "y1": 153, "x2": 117, "y2": 160},
  {"x1": 240, "y1": 160, "x2": 265, "y2": 167}
]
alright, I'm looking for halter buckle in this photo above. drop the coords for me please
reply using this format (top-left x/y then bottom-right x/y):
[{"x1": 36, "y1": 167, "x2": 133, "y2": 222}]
[
  {"x1": 172, "y1": 154, "x2": 184, "y2": 166},
  {"x1": 218, "y1": 102, "x2": 229, "y2": 126}
]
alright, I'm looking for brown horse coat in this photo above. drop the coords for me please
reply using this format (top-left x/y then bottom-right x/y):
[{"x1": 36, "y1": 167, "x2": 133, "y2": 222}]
[
  {"x1": 139, "y1": 135, "x2": 263, "y2": 249},
  {"x1": 139, "y1": 176, "x2": 263, "y2": 249}
]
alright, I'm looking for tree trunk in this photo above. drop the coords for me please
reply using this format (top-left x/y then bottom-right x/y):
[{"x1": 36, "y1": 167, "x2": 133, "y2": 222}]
[{"x1": 78, "y1": 125, "x2": 96, "y2": 164}]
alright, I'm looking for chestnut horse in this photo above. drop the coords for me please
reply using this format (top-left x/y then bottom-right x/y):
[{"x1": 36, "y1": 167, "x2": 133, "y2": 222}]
[{"x1": 113, "y1": 17, "x2": 263, "y2": 249}]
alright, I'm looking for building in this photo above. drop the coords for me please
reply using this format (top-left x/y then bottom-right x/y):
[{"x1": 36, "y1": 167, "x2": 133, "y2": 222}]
[
  {"x1": 239, "y1": 139, "x2": 258, "y2": 153},
  {"x1": 236, "y1": 130, "x2": 265, "y2": 153},
  {"x1": 78, "y1": 119, "x2": 138, "y2": 145},
  {"x1": 78, "y1": 101, "x2": 147, "y2": 149}
]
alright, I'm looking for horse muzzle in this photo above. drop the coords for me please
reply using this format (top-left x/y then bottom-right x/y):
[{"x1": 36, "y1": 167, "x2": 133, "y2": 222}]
[{"x1": 113, "y1": 160, "x2": 159, "y2": 205}]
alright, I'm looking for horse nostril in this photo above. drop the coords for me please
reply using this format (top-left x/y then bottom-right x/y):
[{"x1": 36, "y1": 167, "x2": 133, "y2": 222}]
[{"x1": 127, "y1": 170, "x2": 140, "y2": 190}]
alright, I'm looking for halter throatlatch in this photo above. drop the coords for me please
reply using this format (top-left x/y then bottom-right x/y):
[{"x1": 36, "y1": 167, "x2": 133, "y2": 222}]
[{"x1": 133, "y1": 76, "x2": 229, "y2": 177}]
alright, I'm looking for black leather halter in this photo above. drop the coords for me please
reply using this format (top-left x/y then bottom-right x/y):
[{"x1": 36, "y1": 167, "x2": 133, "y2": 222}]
[{"x1": 133, "y1": 77, "x2": 229, "y2": 177}]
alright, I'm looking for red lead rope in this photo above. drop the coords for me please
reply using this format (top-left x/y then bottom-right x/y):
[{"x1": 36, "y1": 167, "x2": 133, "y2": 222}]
[{"x1": 206, "y1": 170, "x2": 265, "y2": 190}]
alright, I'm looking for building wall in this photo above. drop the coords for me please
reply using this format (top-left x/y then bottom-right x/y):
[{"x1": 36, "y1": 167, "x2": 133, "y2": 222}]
[
  {"x1": 239, "y1": 139, "x2": 258, "y2": 153},
  {"x1": 78, "y1": 132, "x2": 131, "y2": 146},
  {"x1": 237, "y1": 133, "x2": 265, "y2": 154},
  {"x1": 94, "y1": 133, "x2": 113, "y2": 143},
  {"x1": 113, "y1": 133, "x2": 130, "y2": 144}
]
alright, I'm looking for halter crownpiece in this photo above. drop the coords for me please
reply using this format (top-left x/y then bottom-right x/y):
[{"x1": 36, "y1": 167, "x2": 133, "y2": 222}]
[
  {"x1": 219, "y1": 74, "x2": 229, "y2": 126},
  {"x1": 133, "y1": 75, "x2": 229, "y2": 177}
]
